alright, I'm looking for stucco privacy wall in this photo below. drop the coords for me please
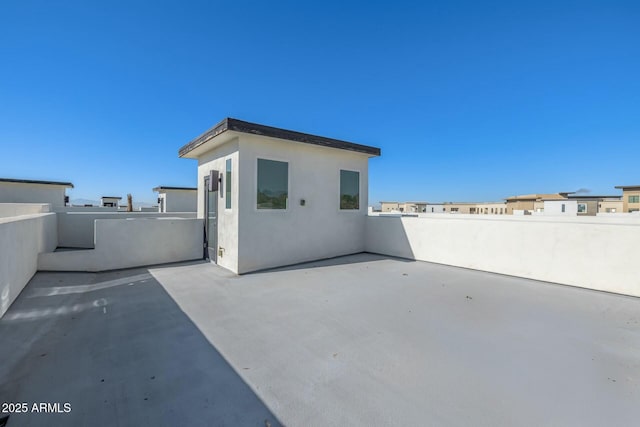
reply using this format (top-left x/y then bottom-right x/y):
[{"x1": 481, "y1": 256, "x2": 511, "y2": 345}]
[
  {"x1": 0, "y1": 203, "x2": 50, "y2": 218},
  {"x1": 38, "y1": 218, "x2": 203, "y2": 272},
  {"x1": 236, "y1": 135, "x2": 369, "y2": 273},
  {"x1": 365, "y1": 215, "x2": 640, "y2": 297},
  {"x1": 0, "y1": 212, "x2": 57, "y2": 318},
  {"x1": 57, "y1": 212, "x2": 197, "y2": 248},
  {"x1": 196, "y1": 139, "x2": 240, "y2": 273}
]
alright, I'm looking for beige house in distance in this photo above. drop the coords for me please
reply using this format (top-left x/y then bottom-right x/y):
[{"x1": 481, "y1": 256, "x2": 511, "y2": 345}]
[
  {"x1": 380, "y1": 201, "x2": 427, "y2": 213},
  {"x1": 615, "y1": 185, "x2": 640, "y2": 212},
  {"x1": 504, "y1": 193, "x2": 570, "y2": 214}
]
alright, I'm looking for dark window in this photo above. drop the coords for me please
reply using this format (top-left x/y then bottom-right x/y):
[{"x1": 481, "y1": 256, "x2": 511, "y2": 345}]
[
  {"x1": 257, "y1": 159, "x2": 288, "y2": 209},
  {"x1": 340, "y1": 170, "x2": 360, "y2": 210}
]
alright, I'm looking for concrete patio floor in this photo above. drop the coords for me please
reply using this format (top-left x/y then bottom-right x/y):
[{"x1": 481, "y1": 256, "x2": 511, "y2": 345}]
[{"x1": 1, "y1": 253, "x2": 638, "y2": 426}]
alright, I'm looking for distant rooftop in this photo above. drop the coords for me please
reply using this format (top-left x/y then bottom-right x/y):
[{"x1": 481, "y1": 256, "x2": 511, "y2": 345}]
[
  {"x1": 101, "y1": 196, "x2": 122, "y2": 200},
  {"x1": 0, "y1": 177, "x2": 74, "y2": 188},
  {"x1": 505, "y1": 193, "x2": 568, "y2": 201},
  {"x1": 153, "y1": 186, "x2": 197, "y2": 192},
  {"x1": 179, "y1": 117, "x2": 381, "y2": 158},
  {"x1": 615, "y1": 185, "x2": 640, "y2": 190}
]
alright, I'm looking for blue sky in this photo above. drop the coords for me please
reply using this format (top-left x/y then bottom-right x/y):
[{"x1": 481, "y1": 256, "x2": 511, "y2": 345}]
[{"x1": 1, "y1": 0, "x2": 638, "y2": 205}]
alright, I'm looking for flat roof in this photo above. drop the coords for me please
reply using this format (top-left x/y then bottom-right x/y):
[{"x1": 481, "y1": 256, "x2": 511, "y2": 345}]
[
  {"x1": 0, "y1": 177, "x2": 74, "y2": 188},
  {"x1": 615, "y1": 185, "x2": 640, "y2": 190},
  {"x1": 3, "y1": 254, "x2": 638, "y2": 426},
  {"x1": 566, "y1": 195, "x2": 621, "y2": 200},
  {"x1": 101, "y1": 196, "x2": 122, "y2": 200},
  {"x1": 153, "y1": 186, "x2": 197, "y2": 192},
  {"x1": 179, "y1": 118, "x2": 381, "y2": 158}
]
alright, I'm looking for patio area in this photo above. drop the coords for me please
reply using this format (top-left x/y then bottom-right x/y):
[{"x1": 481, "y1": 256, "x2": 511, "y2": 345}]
[{"x1": 1, "y1": 253, "x2": 638, "y2": 426}]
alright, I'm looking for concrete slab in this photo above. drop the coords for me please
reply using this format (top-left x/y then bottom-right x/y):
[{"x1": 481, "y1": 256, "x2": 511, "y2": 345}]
[{"x1": 1, "y1": 253, "x2": 639, "y2": 426}]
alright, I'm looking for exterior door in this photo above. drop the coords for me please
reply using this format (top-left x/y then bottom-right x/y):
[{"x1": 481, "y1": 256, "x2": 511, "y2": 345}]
[{"x1": 204, "y1": 175, "x2": 218, "y2": 262}]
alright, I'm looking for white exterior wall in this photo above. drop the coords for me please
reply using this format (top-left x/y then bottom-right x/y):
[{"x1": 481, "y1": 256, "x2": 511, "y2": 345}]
[
  {"x1": 38, "y1": 218, "x2": 203, "y2": 272},
  {"x1": 197, "y1": 139, "x2": 240, "y2": 273},
  {"x1": 425, "y1": 204, "x2": 445, "y2": 213},
  {"x1": 365, "y1": 215, "x2": 640, "y2": 297},
  {"x1": 0, "y1": 203, "x2": 50, "y2": 218},
  {"x1": 544, "y1": 200, "x2": 578, "y2": 216},
  {"x1": 236, "y1": 135, "x2": 369, "y2": 273},
  {"x1": 0, "y1": 182, "x2": 68, "y2": 207},
  {"x1": 57, "y1": 212, "x2": 197, "y2": 248},
  {"x1": 0, "y1": 212, "x2": 57, "y2": 318},
  {"x1": 159, "y1": 189, "x2": 196, "y2": 212}
]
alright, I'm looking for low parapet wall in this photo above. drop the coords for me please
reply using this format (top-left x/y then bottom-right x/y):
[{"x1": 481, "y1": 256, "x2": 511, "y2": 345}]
[
  {"x1": 365, "y1": 215, "x2": 640, "y2": 297},
  {"x1": 0, "y1": 203, "x2": 50, "y2": 218},
  {"x1": 56, "y1": 211, "x2": 197, "y2": 248},
  {"x1": 38, "y1": 218, "x2": 203, "y2": 272},
  {"x1": 0, "y1": 212, "x2": 57, "y2": 318}
]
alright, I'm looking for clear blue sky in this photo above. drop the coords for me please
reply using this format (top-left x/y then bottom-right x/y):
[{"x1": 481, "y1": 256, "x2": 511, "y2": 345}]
[{"x1": 1, "y1": 0, "x2": 638, "y2": 205}]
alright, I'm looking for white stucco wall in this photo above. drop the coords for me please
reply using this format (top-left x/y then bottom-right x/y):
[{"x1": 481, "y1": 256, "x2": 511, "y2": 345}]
[
  {"x1": 159, "y1": 190, "x2": 196, "y2": 212},
  {"x1": 236, "y1": 135, "x2": 370, "y2": 273},
  {"x1": 56, "y1": 212, "x2": 197, "y2": 248},
  {"x1": 38, "y1": 218, "x2": 203, "y2": 272},
  {"x1": 0, "y1": 212, "x2": 57, "y2": 318},
  {"x1": 0, "y1": 203, "x2": 50, "y2": 218},
  {"x1": 196, "y1": 139, "x2": 240, "y2": 273},
  {"x1": 544, "y1": 200, "x2": 578, "y2": 216},
  {"x1": 365, "y1": 215, "x2": 640, "y2": 297},
  {"x1": 425, "y1": 204, "x2": 445, "y2": 213},
  {"x1": 0, "y1": 182, "x2": 68, "y2": 207}
]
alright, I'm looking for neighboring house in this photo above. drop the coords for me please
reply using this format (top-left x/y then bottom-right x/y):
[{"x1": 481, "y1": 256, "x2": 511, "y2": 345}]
[
  {"x1": 425, "y1": 203, "x2": 445, "y2": 213},
  {"x1": 178, "y1": 117, "x2": 381, "y2": 274},
  {"x1": 442, "y1": 202, "x2": 476, "y2": 214},
  {"x1": 543, "y1": 199, "x2": 578, "y2": 216},
  {"x1": 615, "y1": 185, "x2": 640, "y2": 213},
  {"x1": 380, "y1": 201, "x2": 427, "y2": 213},
  {"x1": 598, "y1": 198, "x2": 624, "y2": 214},
  {"x1": 403, "y1": 202, "x2": 427, "y2": 213},
  {"x1": 153, "y1": 186, "x2": 197, "y2": 212},
  {"x1": 504, "y1": 193, "x2": 570, "y2": 214},
  {"x1": 380, "y1": 201, "x2": 401, "y2": 212},
  {"x1": 0, "y1": 178, "x2": 73, "y2": 207},
  {"x1": 566, "y1": 195, "x2": 622, "y2": 216},
  {"x1": 101, "y1": 196, "x2": 122, "y2": 208},
  {"x1": 474, "y1": 202, "x2": 508, "y2": 215}
]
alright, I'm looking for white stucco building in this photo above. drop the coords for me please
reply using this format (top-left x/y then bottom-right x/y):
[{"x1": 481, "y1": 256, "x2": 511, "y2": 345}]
[
  {"x1": 101, "y1": 196, "x2": 121, "y2": 208},
  {"x1": 153, "y1": 186, "x2": 197, "y2": 212},
  {"x1": 0, "y1": 178, "x2": 73, "y2": 207},
  {"x1": 543, "y1": 199, "x2": 578, "y2": 216},
  {"x1": 179, "y1": 118, "x2": 381, "y2": 274}
]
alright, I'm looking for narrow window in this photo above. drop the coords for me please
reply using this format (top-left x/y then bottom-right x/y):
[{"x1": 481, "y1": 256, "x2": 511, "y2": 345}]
[
  {"x1": 561, "y1": 204, "x2": 565, "y2": 213},
  {"x1": 340, "y1": 170, "x2": 360, "y2": 210},
  {"x1": 225, "y1": 158, "x2": 232, "y2": 209},
  {"x1": 257, "y1": 159, "x2": 288, "y2": 209}
]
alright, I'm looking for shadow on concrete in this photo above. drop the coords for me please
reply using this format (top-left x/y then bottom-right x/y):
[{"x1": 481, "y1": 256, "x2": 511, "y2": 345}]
[
  {"x1": 249, "y1": 251, "x2": 414, "y2": 275},
  {"x1": 0, "y1": 267, "x2": 281, "y2": 427}
]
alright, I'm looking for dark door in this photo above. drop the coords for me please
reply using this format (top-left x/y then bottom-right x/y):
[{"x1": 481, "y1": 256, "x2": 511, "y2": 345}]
[{"x1": 204, "y1": 175, "x2": 218, "y2": 262}]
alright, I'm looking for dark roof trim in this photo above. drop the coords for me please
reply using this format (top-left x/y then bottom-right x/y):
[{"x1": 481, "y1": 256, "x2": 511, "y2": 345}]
[
  {"x1": 101, "y1": 196, "x2": 122, "y2": 200},
  {"x1": 179, "y1": 118, "x2": 381, "y2": 157},
  {"x1": 153, "y1": 186, "x2": 197, "y2": 192},
  {"x1": 566, "y1": 195, "x2": 621, "y2": 199},
  {"x1": 615, "y1": 185, "x2": 640, "y2": 189},
  {"x1": 0, "y1": 178, "x2": 74, "y2": 188}
]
